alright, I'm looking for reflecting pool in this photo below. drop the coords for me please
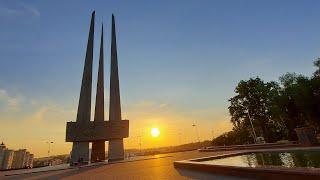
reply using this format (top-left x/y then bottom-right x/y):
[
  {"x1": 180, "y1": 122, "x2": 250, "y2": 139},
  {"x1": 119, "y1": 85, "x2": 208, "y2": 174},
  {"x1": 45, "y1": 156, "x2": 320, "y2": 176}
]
[{"x1": 197, "y1": 150, "x2": 320, "y2": 168}]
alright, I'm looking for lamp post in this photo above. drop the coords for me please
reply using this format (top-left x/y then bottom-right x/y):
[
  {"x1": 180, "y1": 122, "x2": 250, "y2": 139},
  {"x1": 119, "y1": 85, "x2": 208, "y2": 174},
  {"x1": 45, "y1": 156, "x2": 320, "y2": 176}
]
[
  {"x1": 137, "y1": 135, "x2": 142, "y2": 153},
  {"x1": 46, "y1": 141, "x2": 53, "y2": 166},
  {"x1": 192, "y1": 123, "x2": 200, "y2": 148},
  {"x1": 211, "y1": 129, "x2": 214, "y2": 139},
  {"x1": 247, "y1": 111, "x2": 257, "y2": 143},
  {"x1": 178, "y1": 129, "x2": 182, "y2": 145}
]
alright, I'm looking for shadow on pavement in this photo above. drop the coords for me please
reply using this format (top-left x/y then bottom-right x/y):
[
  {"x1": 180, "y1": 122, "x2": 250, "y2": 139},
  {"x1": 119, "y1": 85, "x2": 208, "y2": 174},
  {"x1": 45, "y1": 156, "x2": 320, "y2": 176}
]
[
  {"x1": 175, "y1": 168, "x2": 252, "y2": 180},
  {"x1": 4, "y1": 164, "x2": 105, "y2": 180}
]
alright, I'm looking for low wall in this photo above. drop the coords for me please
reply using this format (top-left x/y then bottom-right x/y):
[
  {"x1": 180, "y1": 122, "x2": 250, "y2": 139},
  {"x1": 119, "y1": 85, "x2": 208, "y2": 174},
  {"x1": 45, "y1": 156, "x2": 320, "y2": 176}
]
[
  {"x1": 175, "y1": 146, "x2": 320, "y2": 180},
  {"x1": 199, "y1": 143, "x2": 300, "y2": 152}
]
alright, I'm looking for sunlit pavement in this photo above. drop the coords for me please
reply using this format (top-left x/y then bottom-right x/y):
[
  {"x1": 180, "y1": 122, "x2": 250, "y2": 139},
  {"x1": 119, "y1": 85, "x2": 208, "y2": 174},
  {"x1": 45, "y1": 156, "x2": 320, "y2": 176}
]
[{"x1": 0, "y1": 150, "x2": 249, "y2": 180}]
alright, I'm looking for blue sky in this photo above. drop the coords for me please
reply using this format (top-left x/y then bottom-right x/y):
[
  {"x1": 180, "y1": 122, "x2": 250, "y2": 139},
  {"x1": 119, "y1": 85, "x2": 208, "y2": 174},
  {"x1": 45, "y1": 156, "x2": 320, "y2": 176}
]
[{"x1": 0, "y1": 0, "x2": 319, "y2": 156}]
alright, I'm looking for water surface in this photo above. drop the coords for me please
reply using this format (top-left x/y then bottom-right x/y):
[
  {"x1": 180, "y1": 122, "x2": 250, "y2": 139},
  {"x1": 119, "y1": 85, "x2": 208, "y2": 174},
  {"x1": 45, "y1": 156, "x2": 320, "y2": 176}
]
[{"x1": 199, "y1": 150, "x2": 320, "y2": 168}]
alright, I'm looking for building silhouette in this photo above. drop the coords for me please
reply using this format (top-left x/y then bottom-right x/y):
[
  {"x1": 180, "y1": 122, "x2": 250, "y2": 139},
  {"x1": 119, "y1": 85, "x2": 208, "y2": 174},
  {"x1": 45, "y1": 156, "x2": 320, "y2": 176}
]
[{"x1": 0, "y1": 142, "x2": 34, "y2": 170}]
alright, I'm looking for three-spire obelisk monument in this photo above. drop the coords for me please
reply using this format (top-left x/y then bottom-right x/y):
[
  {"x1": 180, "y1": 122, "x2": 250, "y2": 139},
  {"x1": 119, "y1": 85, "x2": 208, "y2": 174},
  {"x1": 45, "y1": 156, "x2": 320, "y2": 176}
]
[{"x1": 66, "y1": 11, "x2": 129, "y2": 165}]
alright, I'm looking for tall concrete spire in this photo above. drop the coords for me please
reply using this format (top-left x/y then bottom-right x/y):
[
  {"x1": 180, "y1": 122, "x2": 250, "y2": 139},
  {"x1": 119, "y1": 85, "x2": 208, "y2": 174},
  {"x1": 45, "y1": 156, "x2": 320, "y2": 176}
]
[
  {"x1": 94, "y1": 24, "x2": 105, "y2": 123},
  {"x1": 108, "y1": 14, "x2": 124, "y2": 161},
  {"x1": 109, "y1": 14, "x2": 122, "y2": 122},
  {"x1": 91, "y1": 24, "x2": 105, "y2": 162},
  {"x1": 70, "y1": 11, "x2": 95, "y2": 165}
]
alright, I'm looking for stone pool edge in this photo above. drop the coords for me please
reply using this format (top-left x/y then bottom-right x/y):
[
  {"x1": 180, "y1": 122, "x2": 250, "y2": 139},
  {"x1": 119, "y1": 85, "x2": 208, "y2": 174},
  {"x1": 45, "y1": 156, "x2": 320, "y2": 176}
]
[{"x1": 174, "y1": 146, "x2": 320, "y2": 180}]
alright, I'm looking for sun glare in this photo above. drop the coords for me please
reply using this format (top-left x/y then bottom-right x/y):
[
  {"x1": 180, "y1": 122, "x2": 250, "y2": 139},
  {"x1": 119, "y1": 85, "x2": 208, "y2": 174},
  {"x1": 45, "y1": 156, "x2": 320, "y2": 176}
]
[{"x1": 151, "y1": 127, "x2": 160, "y2": 138}]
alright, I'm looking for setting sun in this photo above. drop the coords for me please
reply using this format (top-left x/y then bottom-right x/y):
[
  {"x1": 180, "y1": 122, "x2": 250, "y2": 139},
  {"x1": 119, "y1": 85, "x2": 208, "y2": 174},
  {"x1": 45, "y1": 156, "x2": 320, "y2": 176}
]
[{"x1": 151, "y1": 127, "x2": 160, "y2": 138}]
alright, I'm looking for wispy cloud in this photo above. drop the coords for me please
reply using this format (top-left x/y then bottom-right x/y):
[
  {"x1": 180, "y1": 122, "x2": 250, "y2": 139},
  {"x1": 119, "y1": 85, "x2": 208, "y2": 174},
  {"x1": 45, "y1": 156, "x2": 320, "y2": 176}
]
[
  {"x1": 0, "y1": 88, "x2": 74, "y2": 157},
  {"x1": 0, "y1": 2, "x2": 40, "y2": 18},
  {"x1": 129, "y1": 99, "x2": 170, "y2": 110},
  {"x1": 20, "y1": 2, "x2": 40, "y2": 17},
  {"x1": 0, "y1": 88, "x2": 21, "y2": 110},
  {"x1": 0, "y1": 7, "x2": 21, "y2": 16}
]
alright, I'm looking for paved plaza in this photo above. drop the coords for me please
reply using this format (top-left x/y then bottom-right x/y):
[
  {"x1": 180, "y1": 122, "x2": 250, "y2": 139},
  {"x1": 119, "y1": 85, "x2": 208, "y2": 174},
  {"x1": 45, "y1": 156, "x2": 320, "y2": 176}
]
[{"x1": 0, "y1": 150, "x2": 248, "y2": 180}]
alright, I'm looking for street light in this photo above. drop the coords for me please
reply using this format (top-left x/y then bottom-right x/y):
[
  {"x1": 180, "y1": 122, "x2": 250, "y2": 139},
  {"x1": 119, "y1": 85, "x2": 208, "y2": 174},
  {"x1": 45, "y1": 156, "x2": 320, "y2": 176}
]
[
  {"x1": 178, "y1": 129, "x2": 182, "y2": 145},
  {"x1": 211, "y1": 129, "x2": 214, "y2": 139},
  {"x1": 46, "y1": 141, "x2": 53, "y2": 166},
  {"x1": 137, "y1": 135, "x2": 142, "y2": 153},
  {"x1": 192, "y1": 123, "x2": 201, "y2": 148},
  {"x1": 247, "y1": 111, "x2": 257, "y2": 144}
]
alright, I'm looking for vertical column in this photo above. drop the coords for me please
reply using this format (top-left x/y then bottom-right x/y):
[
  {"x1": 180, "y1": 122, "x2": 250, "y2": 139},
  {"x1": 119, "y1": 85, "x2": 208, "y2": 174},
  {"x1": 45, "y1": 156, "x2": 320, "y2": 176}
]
[
  {"x1": 108, "y1": 14, "x2": 124, "y2": 161},
  {"x1": 91, "y1": 24, "x2": 106, "y2": 162},
  {"x1": 70, "y1": 11, "x2": 95, "y2": 165}
]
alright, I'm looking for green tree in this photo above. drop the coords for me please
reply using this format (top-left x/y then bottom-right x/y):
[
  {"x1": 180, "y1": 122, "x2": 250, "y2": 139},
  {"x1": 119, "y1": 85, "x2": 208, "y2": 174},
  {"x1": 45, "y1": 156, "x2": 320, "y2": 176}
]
[
  {"x1": 310, "y1": 58, "x2": 320, "y2": 128},
  {"x1": 310, "y1": 76, "x2": 320, "y2": 128},
  {"x1": 313, "y1": 58, "x2": 320, "y2": 78},
  {"x1": 224, "y1": 59, "x2": 320, "y2": 144},
  {"x1": 228, "y1": 77, "x2": 280, "y2": 142},
  {"x1": 211, "y1": 127, "x2": 253, "y2": 146},
  {"x1": 276, "y1": 73, "x2": 318, "y2": 139}
]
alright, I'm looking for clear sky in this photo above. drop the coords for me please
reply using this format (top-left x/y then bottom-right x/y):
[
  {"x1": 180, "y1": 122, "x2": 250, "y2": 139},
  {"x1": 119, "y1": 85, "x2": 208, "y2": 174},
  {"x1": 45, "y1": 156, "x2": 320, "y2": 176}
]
[{"x1": 0, "y1": 0, "x2": 319, "y2": 157}]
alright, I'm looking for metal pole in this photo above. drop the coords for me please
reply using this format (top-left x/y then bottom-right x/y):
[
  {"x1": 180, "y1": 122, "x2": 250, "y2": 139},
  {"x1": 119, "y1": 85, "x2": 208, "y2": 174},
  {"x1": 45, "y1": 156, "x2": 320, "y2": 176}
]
[
  {"x1": 46, "y1": 141, "x2": 53, "y2": 166},
  {"x1": 48, "y1": 142, "x2": 50, "y2": 157},
  {"x1": 192, "y1": 123, "x2": 201, "y2": 148},
  {"x1": 178, "y1": 129, "x2": 182, "y2": 145},
  {"x1": 46, "y1": 142, "x2": 49, "y2": 166},
  {"x1": 138, "y1": 135, "x2": 142, "y2": 153},
  {"x1": 247, "y1": 112, "x2": 257, "y2": 143},
  {"x1": 211, "y1": 130, "x2": 214, "y2": 139}
]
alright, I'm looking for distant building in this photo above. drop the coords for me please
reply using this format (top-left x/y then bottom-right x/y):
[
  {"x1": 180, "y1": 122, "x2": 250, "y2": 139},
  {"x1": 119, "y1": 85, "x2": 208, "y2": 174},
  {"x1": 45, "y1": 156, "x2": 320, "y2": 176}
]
[
  {"x1": 0, "y1": 143, "x2": 34, "y2": 170},
  {"x1": 28, "y1": 154, "x2": 34, "y2": 168},
  {"x1": 2, "y1": 150, "x2": 14, "y2": 169},
  {"x1": 50, "y1": 158, "x2": 63, "y2": 166},
  {"x1": 0, "y1": 142, "x2": 14, "y2": 170},
  {"x1": 12, "y1": 149, "x2": 27, "y2": 169},
  {"x1": 0, "y1": 142, "x2": 5, "y2": 167},
  {"x1": 23, "y1": 152, "x2": 30, "y2": 168}
]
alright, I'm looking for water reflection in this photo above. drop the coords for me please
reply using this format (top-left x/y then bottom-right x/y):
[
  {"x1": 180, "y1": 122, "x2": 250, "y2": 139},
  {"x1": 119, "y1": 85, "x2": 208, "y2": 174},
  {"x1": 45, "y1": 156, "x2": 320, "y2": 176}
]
[{"x1": 202, "y1": 150, "x2": 320, "y2": 168}]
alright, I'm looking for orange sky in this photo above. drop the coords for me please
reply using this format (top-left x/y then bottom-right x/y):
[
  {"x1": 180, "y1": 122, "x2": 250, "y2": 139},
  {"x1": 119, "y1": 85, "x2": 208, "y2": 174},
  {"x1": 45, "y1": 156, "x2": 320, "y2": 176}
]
[{"x1": 0, "y1": 90, "x2": 232, "y2": 157}]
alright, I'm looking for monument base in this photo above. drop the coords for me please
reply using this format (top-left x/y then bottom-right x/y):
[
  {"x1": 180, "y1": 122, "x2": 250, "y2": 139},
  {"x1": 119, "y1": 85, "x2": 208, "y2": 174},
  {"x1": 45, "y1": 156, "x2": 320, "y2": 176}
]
[
  {"x1": 91, "y1": 140, "x2": 105, "y2": 162},
  {"x1": 70, "y1": 142, "x2": 89, "y2": 166},
  {"x1": 108, "y1": 139, "x2": 124, "y2": 161}
]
